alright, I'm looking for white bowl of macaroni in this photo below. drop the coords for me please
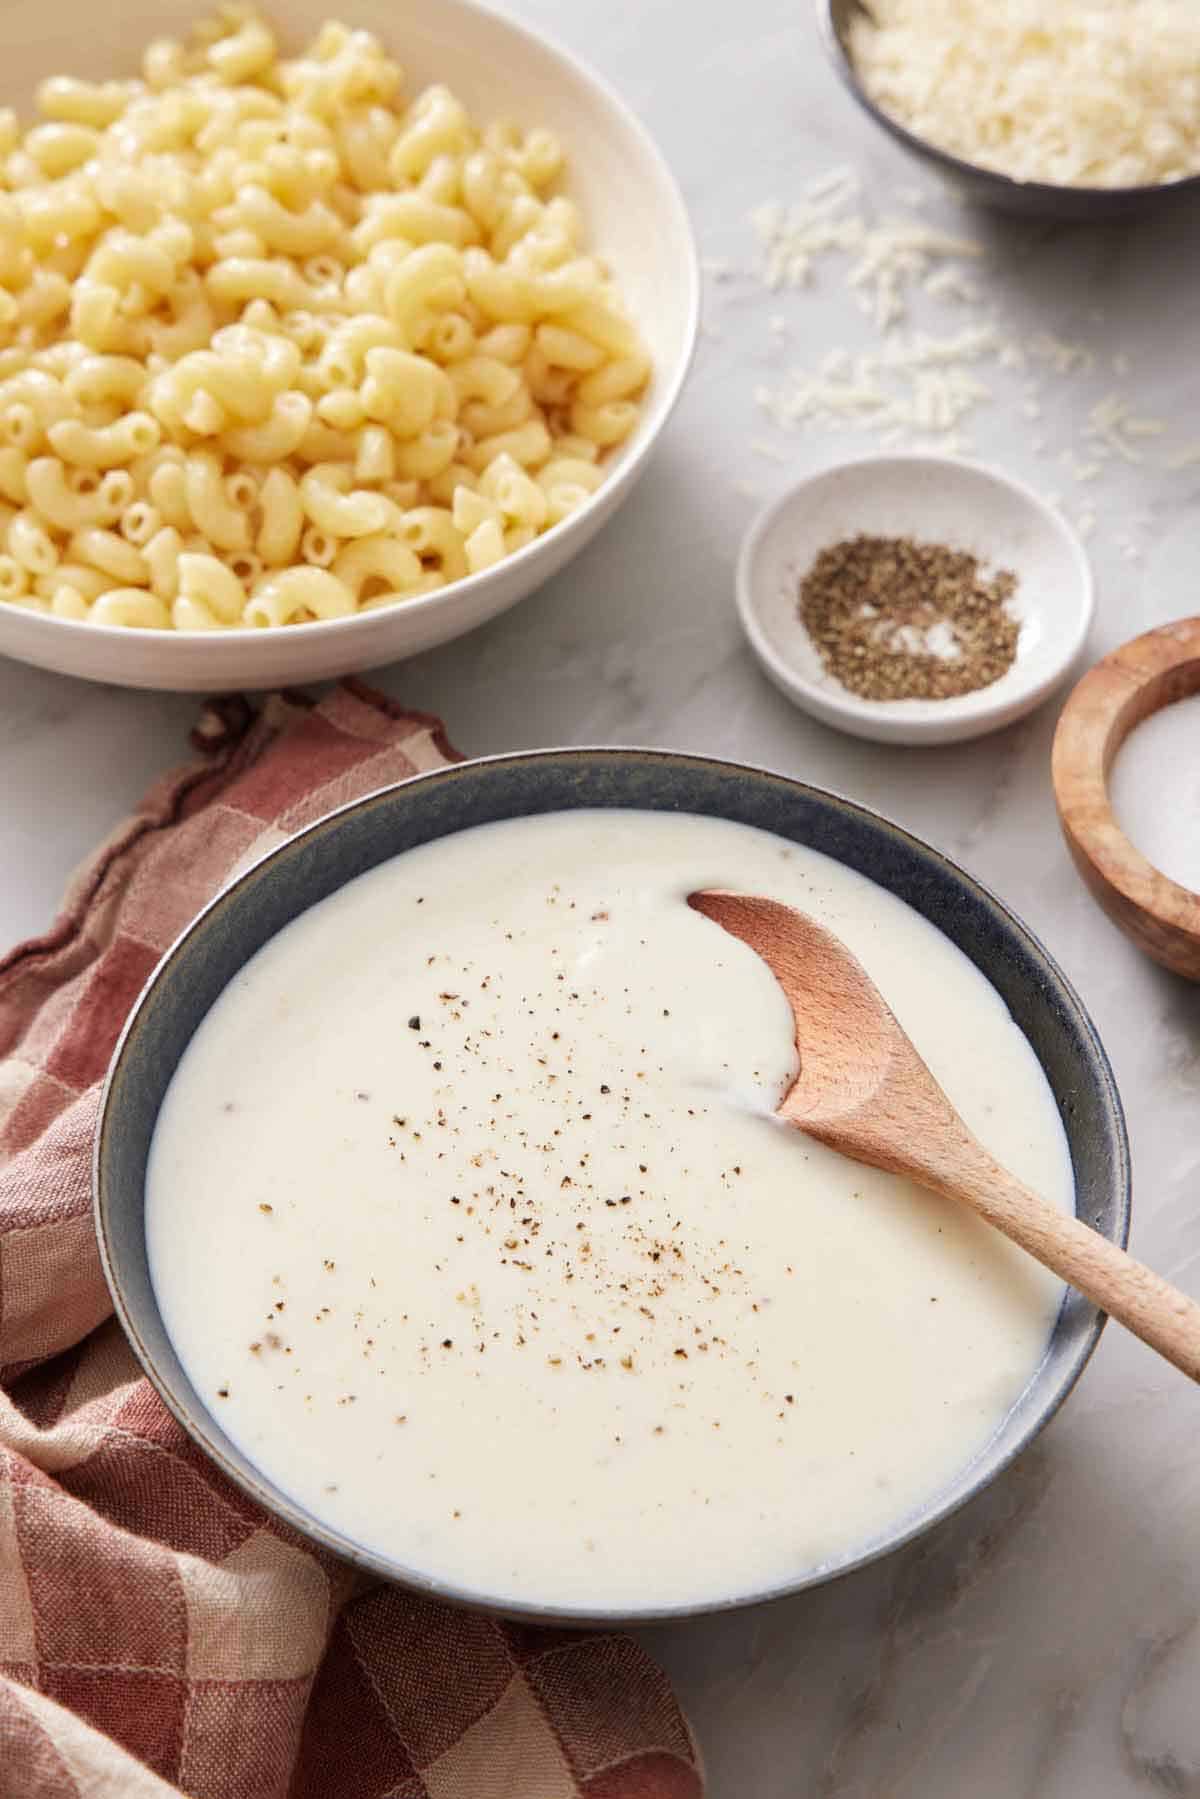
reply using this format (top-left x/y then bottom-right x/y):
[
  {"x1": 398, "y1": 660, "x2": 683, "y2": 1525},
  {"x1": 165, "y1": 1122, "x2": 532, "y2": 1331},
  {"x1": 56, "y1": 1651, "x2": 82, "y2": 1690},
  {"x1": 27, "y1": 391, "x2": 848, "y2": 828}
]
[{"x1": 0, "y1": 0, "x2": 698, "y2": 689}]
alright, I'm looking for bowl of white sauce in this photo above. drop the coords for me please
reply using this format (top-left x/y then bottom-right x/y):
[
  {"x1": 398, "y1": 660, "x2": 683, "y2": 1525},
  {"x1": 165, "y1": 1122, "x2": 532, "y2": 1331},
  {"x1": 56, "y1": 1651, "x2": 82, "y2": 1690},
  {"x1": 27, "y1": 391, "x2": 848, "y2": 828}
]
[{"x1": 95, "y1": 749, "x2": 1129, "y2": 1623}]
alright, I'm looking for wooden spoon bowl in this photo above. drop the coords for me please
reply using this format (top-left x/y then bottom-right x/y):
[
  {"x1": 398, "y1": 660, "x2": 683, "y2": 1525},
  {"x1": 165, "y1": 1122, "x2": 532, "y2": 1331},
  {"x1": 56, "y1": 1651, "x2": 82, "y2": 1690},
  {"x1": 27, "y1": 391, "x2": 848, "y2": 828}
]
[
  {"x1": 1052, "y1": 617, "x2": 1200, "y2": 982},
  {"x1": 690, "y1": 889, "x2": 1200, "y2": 1383}
]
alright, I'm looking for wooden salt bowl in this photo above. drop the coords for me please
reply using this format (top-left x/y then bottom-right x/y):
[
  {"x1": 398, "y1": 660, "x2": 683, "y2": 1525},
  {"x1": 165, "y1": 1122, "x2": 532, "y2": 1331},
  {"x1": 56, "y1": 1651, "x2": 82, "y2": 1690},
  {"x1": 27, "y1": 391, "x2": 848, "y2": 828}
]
[{"x1": 1052, "y1": 617, "x2": 1200, "y2": 982}]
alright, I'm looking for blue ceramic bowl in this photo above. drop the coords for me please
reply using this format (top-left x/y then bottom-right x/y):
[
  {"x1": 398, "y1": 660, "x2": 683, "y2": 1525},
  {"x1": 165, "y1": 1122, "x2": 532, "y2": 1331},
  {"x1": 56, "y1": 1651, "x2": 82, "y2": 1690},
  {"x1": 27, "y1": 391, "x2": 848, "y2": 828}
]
[
  {"x1": 822, "y1": 0, "x2": 1200, "y2": 223},
  {"x1": 95, "y1": 749, "x2": 1129, "y2": 1625}
]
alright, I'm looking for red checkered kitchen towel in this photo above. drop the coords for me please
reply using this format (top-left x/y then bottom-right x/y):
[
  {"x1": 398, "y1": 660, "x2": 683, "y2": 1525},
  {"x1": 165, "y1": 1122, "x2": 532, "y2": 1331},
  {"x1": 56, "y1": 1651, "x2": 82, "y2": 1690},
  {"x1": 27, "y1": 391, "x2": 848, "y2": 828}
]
[{"x1": 0, "y1": 683, "x2": 702, "y2": 1799}]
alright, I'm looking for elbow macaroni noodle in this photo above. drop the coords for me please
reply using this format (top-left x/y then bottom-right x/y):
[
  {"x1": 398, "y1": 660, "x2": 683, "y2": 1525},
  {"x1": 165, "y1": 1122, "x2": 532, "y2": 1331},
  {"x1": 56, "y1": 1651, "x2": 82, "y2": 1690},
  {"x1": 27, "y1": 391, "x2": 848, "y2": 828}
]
[{"x1": 0, "y1": 7, "x2": 650, "y2": 630}]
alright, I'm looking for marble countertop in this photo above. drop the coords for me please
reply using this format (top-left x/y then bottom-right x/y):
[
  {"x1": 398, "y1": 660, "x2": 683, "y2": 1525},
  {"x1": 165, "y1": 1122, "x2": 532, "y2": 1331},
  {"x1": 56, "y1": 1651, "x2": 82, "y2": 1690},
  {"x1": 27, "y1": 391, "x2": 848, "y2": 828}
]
[{"x1": 3, "y1": 2, "x2": 1200, "y2": 1792}]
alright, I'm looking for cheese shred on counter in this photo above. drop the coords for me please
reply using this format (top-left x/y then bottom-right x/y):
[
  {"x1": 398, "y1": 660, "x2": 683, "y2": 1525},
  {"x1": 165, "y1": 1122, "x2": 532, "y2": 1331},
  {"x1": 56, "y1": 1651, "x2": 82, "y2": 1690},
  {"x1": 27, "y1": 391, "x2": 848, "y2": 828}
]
[{"x1": 849, "y1": 0, "x2": 1200, "y2": 190}]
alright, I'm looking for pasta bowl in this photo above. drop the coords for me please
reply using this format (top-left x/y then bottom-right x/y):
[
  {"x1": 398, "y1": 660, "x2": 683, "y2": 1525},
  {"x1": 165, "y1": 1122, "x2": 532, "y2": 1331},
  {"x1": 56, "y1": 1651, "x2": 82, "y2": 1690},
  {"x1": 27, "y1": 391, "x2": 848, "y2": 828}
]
[
  {"x1": 96, "y1": 747, "x2": 1129, "y2": 1624},
  {"x1": 0, "y1": 0, "x2": 698, "y2": 691}
]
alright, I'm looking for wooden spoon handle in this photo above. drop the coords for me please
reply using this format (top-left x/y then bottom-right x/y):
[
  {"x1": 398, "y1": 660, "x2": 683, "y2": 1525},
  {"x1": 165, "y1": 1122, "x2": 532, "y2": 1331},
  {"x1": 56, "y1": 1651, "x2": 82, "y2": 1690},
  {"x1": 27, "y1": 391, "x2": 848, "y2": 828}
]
[{"x1": 949, "y1": 1153, "x2": 1200, "y2": 1382}]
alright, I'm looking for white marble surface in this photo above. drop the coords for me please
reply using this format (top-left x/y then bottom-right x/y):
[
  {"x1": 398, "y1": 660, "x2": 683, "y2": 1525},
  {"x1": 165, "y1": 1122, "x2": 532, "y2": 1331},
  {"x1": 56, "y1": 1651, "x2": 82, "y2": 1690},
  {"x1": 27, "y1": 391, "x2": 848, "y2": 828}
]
[{"x1": 3, "y1": 2, "x2": 1200, "y2": 1792}]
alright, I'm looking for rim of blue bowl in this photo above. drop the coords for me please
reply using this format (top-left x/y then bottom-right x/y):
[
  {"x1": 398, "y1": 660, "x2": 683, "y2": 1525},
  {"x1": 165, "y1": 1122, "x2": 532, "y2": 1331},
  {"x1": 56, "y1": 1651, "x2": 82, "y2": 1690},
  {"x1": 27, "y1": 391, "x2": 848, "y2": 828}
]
[
  {"x1": 94, "y1": 746, "x2": 1131, "y2": 1626},
  {"x1": 818, "y1": 0, "x2": 1200, "y2": 217}
]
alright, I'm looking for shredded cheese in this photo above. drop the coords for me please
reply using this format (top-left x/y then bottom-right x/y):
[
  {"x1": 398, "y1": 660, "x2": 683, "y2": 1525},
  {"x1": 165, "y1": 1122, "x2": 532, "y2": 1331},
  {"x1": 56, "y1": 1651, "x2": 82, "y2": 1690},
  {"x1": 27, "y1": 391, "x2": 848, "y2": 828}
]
[
  {"x1": 749, "y1": 183, "x2": 982, "y2": 327},
  {"x1": 754, "y1": 324, "x2": 997, "y2": 442},
  {"x1": 713, "y1": 166, "x2": 1192, "y2": 569},
  {"x1": 1085, "y1": 396, "x2": 1168, "y2": 465},
  {"x1": 848, "y1": 0, "x2": 1200, "y2": 189}
]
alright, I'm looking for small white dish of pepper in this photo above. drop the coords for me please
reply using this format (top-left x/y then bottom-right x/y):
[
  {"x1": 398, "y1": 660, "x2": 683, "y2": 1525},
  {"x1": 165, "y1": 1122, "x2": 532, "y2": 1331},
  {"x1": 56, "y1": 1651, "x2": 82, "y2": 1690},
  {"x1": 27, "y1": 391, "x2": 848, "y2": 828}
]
[{"x1": 737, "y1": 455, "x2": 1094, "y2": 746}]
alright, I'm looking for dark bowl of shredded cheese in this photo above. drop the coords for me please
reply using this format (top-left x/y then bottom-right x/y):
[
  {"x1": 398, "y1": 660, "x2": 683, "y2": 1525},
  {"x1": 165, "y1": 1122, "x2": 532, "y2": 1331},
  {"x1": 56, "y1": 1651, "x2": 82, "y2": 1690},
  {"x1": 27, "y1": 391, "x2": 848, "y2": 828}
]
[
  {"x1": 737, "y1": 454, "x2": 1094, "y2": 746},
  {"x1": 821, "y1": 0, "x2": 1200, "y2": 223}
]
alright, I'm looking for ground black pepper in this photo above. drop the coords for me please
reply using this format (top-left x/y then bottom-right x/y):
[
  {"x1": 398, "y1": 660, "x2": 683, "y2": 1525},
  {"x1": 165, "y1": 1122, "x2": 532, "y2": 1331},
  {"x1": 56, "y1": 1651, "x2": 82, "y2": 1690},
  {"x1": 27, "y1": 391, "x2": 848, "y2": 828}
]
[{"x1": 798, "y1": 533, "x2": 1020, "y2": 701}]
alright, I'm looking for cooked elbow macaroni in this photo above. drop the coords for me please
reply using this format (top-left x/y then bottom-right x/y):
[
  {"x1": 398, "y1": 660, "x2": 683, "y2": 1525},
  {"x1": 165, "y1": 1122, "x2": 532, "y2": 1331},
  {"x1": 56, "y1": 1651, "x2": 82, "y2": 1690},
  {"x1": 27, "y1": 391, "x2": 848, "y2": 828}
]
[{"x1": 0, "y1": 7, "x2": 650, "y2": 631}]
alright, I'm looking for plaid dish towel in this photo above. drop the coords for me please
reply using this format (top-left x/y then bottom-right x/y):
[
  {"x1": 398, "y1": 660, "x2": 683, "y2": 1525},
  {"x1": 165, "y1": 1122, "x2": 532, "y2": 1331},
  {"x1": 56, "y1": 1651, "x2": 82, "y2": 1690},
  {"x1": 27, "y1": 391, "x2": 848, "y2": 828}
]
[{"x1": 0, "y1": 682, "x2": 702, "y2": 1799}]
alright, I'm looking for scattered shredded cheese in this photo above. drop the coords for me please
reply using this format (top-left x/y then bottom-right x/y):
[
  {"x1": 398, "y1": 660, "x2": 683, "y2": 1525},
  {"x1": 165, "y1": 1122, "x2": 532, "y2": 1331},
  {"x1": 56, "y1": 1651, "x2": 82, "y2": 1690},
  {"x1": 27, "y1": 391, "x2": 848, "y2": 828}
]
[
  {"x1": 1059, "y1": 450, "x2": 1103, "y2": 483},
  {"x1": 923, "y1": 266, "x2": 979, "y2": 304},
  {"x1": 709, "y1": 167, "x2": 1193, "y2": 566},
  {"x1": 755, "y1": 325, "x2": 998, "y2": 440},
  {"x1": 749, "y1": 190, "x2": 982, "y2": 327},
  {"x1": 1085, "y1": 395, "x2": 1167, "y2": 465},
  {"x1": 1029, "y1": 335, "x2": 1095, "y2": 377}
]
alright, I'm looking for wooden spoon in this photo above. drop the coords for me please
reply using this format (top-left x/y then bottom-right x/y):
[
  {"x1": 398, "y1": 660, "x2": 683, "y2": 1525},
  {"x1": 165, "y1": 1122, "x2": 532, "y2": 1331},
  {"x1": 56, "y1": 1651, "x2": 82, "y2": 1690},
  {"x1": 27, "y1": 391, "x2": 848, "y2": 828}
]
[{"x1": 688, "y1": 889, "x2": 1200, "y2": 1383}]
